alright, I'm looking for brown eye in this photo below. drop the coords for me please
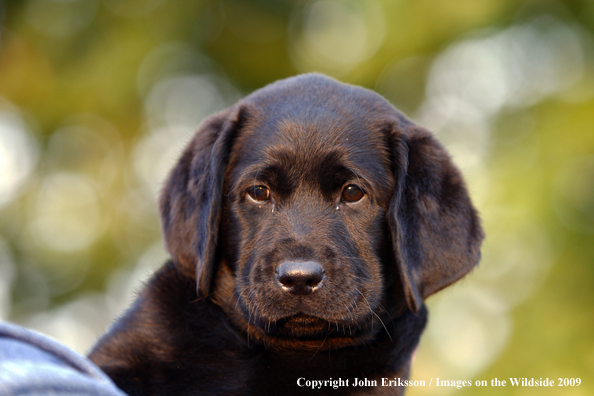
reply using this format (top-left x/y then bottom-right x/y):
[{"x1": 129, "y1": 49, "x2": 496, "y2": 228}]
[
  {"x1": 247, "y1": 186, "x2": 270, "y2": 202},
  {"x1": 341, "y1": 184, "x2": 365, "y2": 202}
]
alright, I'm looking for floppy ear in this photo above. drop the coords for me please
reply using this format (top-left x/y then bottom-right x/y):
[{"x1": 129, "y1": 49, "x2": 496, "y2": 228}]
[
  {"x1": 159, "y1": 105, "x2": 245, "y2": 297},
  {"x1": 389, "y1": 124, "x2": 484, "y2": 313}
]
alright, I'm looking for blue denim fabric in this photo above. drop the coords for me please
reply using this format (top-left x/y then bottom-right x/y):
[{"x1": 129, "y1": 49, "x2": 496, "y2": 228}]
[{"x1": 0, "y1": 322, "x2": 125, "y2": 396}]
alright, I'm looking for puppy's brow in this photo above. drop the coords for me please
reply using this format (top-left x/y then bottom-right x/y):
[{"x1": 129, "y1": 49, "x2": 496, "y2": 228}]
[
  {"x1": 237, "y1": 163, "x2": 297, "y2": 198},
  {"x1": 316, "y1": 153, "x2": 371, "y2": 200}
]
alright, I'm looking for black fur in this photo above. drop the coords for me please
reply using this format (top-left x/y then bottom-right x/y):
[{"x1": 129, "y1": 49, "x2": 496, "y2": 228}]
[{"x1": 89, "y1": 74, "x2": 484, "y2": 396}]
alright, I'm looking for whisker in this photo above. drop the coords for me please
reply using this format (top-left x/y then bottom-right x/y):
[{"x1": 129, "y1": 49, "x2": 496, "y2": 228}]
[{"x1": 357, "y1": 290, "x2": 393, "y2": 341}]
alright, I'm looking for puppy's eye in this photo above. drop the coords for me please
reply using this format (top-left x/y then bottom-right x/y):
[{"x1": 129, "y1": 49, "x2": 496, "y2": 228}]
[
  {"x1": 341, "y1": 184, "x2": 365, "y2": 202},
  {"x1": 247, "y1": 186, "x2": 270, "y2": 202}
]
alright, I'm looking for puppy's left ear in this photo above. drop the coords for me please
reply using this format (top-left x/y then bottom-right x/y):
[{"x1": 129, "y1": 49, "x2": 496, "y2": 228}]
[
  {"x1": 388, "y1": 124, "x2": 484, "y2": 313},
  {"x1": 159, "y1": 105, "x2": 246, "y2": 297}
]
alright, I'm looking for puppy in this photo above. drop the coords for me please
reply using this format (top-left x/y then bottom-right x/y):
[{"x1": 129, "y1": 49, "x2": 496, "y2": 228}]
[{"x1": 89, "y1": 74, "x2": 483, "y2": 395}]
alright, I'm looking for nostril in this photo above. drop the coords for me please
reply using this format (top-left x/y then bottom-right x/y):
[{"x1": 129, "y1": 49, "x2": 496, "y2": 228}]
[
  {"x1": 276, "y1": 261, "x2": 325, "y2": 296},
  {"x1": 279, "y1": 276, "x2": 294, "y2": 287}
]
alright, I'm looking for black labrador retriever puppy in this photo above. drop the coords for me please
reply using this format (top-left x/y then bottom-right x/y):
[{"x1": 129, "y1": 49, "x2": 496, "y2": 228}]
[{"x1": 89, "y1": 74, "x2": 484, "y2": 395}]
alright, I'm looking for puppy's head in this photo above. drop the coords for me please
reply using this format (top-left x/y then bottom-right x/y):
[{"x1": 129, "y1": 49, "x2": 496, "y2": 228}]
[{"x1": 159, "y1": 74, "x2": 483, "y2": 348}]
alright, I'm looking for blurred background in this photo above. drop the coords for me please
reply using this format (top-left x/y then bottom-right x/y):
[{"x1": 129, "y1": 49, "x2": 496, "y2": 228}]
[{"x1": 0, "y1": 0, "x2": 592, "y2": 394}]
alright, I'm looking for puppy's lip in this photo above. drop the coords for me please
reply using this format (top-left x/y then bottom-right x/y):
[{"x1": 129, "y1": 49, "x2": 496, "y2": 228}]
[
  {"x1": 283, "y1": 313, "x2": 324, "y2": 325},
  {"x1": 264, "y1": 314, "x2": 370, "y2": 346},
  {"x1": 273, "y1": 314, "x2": 331, "y2": 338}
]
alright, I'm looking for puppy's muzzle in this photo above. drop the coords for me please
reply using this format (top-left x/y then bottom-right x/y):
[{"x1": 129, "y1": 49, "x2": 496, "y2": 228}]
[{"x1": 275, "y1": 261, "x2": 326, "y2": 296}]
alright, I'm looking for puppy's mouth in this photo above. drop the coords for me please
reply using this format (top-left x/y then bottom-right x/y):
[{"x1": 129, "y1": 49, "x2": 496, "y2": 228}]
[{"x1": 270, "y1": 314, "x2": 353, "y2": 339}]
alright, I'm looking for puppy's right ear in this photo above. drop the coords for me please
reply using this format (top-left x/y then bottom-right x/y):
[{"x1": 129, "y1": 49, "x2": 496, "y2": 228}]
[{"x1": 159, "y1": 105, "x2": 245, "y2": 297}]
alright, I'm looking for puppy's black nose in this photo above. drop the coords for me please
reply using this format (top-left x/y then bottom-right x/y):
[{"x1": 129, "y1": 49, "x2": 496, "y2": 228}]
[{"x1": 276, "y1": 261, "x2": 325, "y2": 296}]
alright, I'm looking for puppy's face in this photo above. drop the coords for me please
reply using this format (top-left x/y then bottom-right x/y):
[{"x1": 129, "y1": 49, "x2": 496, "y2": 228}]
[
  {"x1": 159, "y1": 74, "x2": 483, "y2": 351},
  {"x1": 220, "y1": 114, "x2": 395, "y2": 343}
]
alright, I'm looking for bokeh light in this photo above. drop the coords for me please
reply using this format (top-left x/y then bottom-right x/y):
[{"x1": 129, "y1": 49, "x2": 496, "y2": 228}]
[
  {"x1": 289, "y1": 0, "x2": 386, "y2": 76},
  {"x1": 27, "y1": 172, "x2": 103, "y2": 252},
  {"x1": 25, "y1": 0, "x2": 98, "y2": 38},
  {"x1": 0, "y1": 100, "x2": 39, "y2": 208}
]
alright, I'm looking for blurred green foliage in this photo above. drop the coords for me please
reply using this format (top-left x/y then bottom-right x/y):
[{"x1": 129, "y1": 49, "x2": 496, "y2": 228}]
[{"x1": 0, "y1": 0, "x2": 592, "y2": 395}]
